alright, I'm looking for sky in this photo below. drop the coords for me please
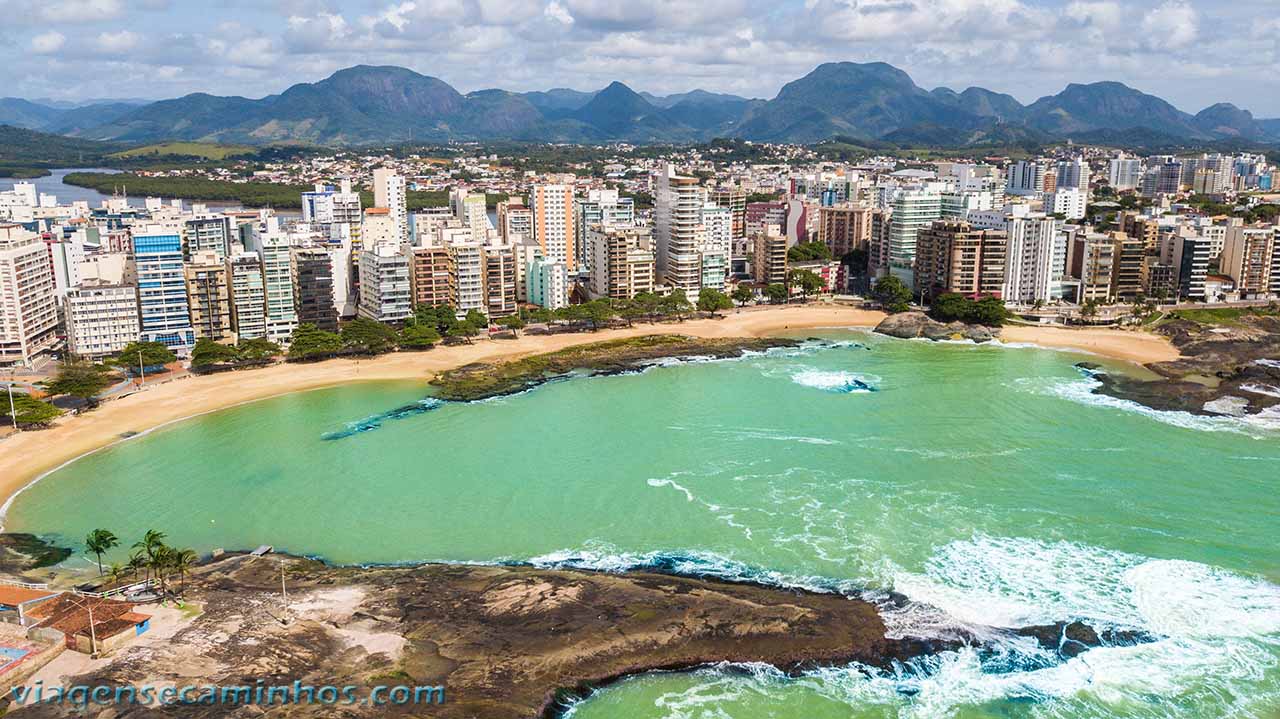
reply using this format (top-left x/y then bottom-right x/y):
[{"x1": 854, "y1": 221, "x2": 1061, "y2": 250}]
[{"x1": 3, "y1": 0, "x2": 1279, "y2": 115}]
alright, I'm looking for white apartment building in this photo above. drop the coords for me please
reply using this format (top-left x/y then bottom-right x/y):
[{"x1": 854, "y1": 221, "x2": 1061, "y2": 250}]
[
  {"x1": 65, "y1": 281, "x2": 140, "y2": 359},
  {"x1": 1048, "y1": 188, "x2": 1087, "y2": 220},
  {"x1": 372, "y1": 168, "x2": 408, "y2": 243},
  {"x1": 1108, "y1": 156, "x2": 1145, "y2": 190},
  {"x1": 654, "y1": 163, "x2": 708, "y2": 293},
  {"x1": 358, "y1": 243, "x2": 411, "y2": 322},
  {"x1": 527, "y1": 257, "x2": 569, "y2": 310},
  {"x1": 0, "y1": 224, "x2": 59, "y2": 367},
  {"x1": 227, "y1": 252, "x2": 268, "y2": 340},
  {"x1": 448, "y1": 242, "x2": 487, "y2": 317}
]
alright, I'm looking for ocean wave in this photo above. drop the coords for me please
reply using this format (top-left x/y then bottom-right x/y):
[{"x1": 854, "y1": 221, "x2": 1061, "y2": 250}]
[
  {"x1": 1254, "y1": 359, "x2": 1280, "y2": 369},
  {"x1": 1240, "y1": 382, "x2": 1280, "y2": 399},
  {"x1": 1024, "y1": 376, "x2": 1280, "y2": 437},
  {"x1": 320, "y1": 398, "x2": 445, "y2": 440},
  {"x1": 789, "y1": 369, "x2": 879, "y2": 393}
]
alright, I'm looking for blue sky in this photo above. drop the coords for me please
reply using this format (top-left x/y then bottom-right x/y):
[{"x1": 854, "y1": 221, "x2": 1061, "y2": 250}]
[{"x1": 3, "y1": 0, "x2": 1279, "y2": 115}]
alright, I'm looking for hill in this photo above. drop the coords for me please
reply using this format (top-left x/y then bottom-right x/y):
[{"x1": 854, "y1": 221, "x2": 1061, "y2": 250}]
[{"x1": 0, "y1": 125, "x2": 121, "y2": 177}]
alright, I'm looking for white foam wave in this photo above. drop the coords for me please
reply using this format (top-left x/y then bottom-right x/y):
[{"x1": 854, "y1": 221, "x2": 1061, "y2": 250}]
[
  {"x1": 1241, "y1": 382, "x2": 1280, "y2": 399},
  {"x1": 1028, "y1": 376, "x2": 1280, "y2": 437},
  {"x1": 789, "y1": 369, "x2": 879, "y2": 393},
  {"x1": 1254, "y1": 358, "x2": 1280, "y2": 369}
]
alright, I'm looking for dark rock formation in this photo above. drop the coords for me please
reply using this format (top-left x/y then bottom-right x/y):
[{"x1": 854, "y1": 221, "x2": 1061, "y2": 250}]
[
  {"x1": 874, "y1": 312, "x2": 998, "y2": 343},
  {"x1": 7, "y1": 555, "x2": 1143, "y2": 718}
]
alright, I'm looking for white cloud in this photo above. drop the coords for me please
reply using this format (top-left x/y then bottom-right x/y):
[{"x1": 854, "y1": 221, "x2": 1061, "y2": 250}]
[
  {"x1": 95, "y1": 30, "x2": 140, "y2": 53},
  {"x1": 545, "y1": 1, "x2": 573, "y2": 25},
  {"x1": 1140, "y1": 0, "x2": 1198, "y2": 48},
  {"x1": 30, "y1": 31, "x2": 66, "y2": 54}
]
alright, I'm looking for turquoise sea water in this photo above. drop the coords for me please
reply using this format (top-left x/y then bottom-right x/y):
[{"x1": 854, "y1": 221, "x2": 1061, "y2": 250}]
[{"x1": 7, "y1": 331, "x2": 1280, "y2": 718}]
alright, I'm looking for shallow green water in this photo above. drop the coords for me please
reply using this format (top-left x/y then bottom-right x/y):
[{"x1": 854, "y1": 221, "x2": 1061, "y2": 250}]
[{"x1": 7, "y1": 332, "x2": 1280, "y2": 718}]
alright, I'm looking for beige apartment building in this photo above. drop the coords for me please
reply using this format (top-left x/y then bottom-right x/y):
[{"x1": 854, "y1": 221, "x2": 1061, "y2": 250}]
[
  {"x1": 588, "y1": 226, "x2": 656, "y2": 300},
  {"x1": 0, "y1": 224, "x2": 58, "y2": 367},
  {"x1": 184, "y1": 250, "x2": 233, "y2": 341},
  {"x1": 914, "y1": 220, "x2": 1008, "y2": 301}
]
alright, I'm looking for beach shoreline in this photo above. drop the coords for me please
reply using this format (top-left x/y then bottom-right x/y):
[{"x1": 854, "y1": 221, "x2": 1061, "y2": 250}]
[{"x1": 0, "y1": 306, "x2": 1179, "y2": 512}]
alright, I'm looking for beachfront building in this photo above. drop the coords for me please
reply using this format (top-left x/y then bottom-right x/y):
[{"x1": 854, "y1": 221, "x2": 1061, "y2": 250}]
[
  {"x1": 64, "y1": 281, "x2": 140, "y2": 359},
  {"x1": 913, "y1": 220, "x2": 1008, "y2": 302},
  {"x1": 529, "y1": 184, "x2": 575, "y2": 271},
  {"x1": 886, "y1": 188, "x2": 942, "y2": 288},
  {"x1": 358, "y1": 243, "x2": 411, "y2": 323},
  {"x1": 447, "y1": 242, "x2": 486, "y2": 317},
  {"x1": 654, "y1": 164, "x2": 708, "y2": 293},
  {"x1": 527, "y1": 257, "x2": 569, "y2": 310},
  {"x1": 588, "y1": 226, "x2": 655, "y2": 300},
  {"x1": 751, "y1": 226, "x2": 788, "y2": 286},
  {"x1": 483, "y1": 244, "x2": 518, "y2": 319},
  {"x1": 183, "y1": 250, "x2": 233, "y2": 342},
  {"x1": 292, "y1": 246, "x2": 339, "y2": 332},
  {"x1": 257, "y1": 238, "x2": 297, "y2": 344},
  {"x1": 0, "y1": 224, "x2": 59, "y2": 367},
  {"x1": 133, "y1": 228, "x2": 196, "y2": 355},
  {"x1": 1221, "y1": 226, "x2": 1277, "y2": 298},
  {"x1": 227, "y1": 252, "x2": 268, "y2": 340},
  {"x1": 410, "y1": 245, "x2": 451, "y2": 308}
]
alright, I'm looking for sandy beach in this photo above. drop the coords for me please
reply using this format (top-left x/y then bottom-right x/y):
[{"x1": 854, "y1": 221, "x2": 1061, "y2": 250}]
[{"x1": 0, "y1": 305, "x2": 1177, "y2": 509}]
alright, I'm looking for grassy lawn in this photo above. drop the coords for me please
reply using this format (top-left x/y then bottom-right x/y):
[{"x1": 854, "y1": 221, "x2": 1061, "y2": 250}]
[
  {"x1": 110, "y1": 142, "x2": 256, "y2": 160},
  {"x1": 1162, "y1": 306, "x2": 1279, "y2": 327}
]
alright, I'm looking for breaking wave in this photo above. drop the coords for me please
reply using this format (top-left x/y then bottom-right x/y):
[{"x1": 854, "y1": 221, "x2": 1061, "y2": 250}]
[
  {"x1": 790, "y1": 369, "x2": 879, "y2": 393},
  {"x1": 320, "y1": 398, "x2": 445, "y2": 440}
]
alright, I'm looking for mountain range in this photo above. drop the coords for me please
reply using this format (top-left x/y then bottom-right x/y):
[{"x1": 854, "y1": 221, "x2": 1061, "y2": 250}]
[{"x1": 3, "y1": 62, "x2": 1278, "y2": 148}]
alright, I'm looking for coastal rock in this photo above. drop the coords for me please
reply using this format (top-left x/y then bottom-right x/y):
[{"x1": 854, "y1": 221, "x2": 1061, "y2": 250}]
[
  {"x1": 13, "y1": 555, "x2": 1142, "y2": 719},
  {"x1": 1084, "y1": 313, "x2": 1280, "y2": 418},
  {"x1": 875, "y1": 312, "x2": 998, "y2": 343}
]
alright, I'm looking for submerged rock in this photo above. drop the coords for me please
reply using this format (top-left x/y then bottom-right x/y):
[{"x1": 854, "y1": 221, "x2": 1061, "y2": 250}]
[{"x1": 875, "y1": 312, "x2": 998, "y2": 343}]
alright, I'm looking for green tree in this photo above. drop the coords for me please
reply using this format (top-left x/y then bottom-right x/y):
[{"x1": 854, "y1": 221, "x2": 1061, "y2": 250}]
[
  {"x1": 236, "y1": 337, "x2": 281, "y2": 362},
  {"x1": 85, "y1": 529, "x2": 119, "y2": 575},
  {"x1": 464, "y1": 309, "x2": 489, "y2": 330},
  {"x1": 340, "y1": 317, "x2": 398, "y2": 354},
  {"x1": 112, "y1": 341, "x2": 176, "y2": 371},
  {"x1": 787, "y1": 241, "x2": 832, "y2": 262},
  {"x1": 632, "y1": 292, "x2": 663, "y2": 322},
  {"x1": 105, "y1": 562, "x2": 126, "y2": 588},
  {"x1": 133, "y1": 529, "x2": 166, "y2": 582},
  {"x1": 1081, "y1": 299, "x2": 1100, "y2": 318},
  {"x1": 788, "y1": 269, "x2": 824, "y2": 300},
  {"x1": 969, "y1": 296, "x2": 1008, "y2": 326},
  {"x1": 765, "y1": 283, "x2": 789, "y2": 305},
  {"x1": 447, "y1": 321, "x2": 479, "y2": 344},
  {"x1": 697, "y1": 288, "x2": 733, "y2": 317},
  {"x1": 415, "y1": 304, "x2": 459, "y2": 335},
  {"x1": 172, "y1": 548, "x2": 197, "y2": 593},
  {"x1": 190, "y1": 338, "x2": 238, "y2": 368},
  {"x1": 43, "y1": 361, "x2": 114, "y2": 407},
  {"x1": 661, "y1": 290, "x2": 693, "y2": 321},
  {"x1": 731, "y1": 284, "x2": 755, "y2": 306},
  {"x1": 840, "y1": 248, "x2": 868, "y2": 275},
  {"x1": 871, "y1": 276, "x2": 912, "y2": 313},
  {"x1": 580, "y1": 300, "x2": 617, "y2": 330},
  {"x1": 495, "y1": 314, "x2": 525, "y2": 337},
  {"x1": 928, "y1": 293, "x2": 972, "y2": 322},
  {"x1": 287, "y1": 323, "x2": 344, "y2": 361},
  {"x1": 522, "y1": 306, "x2": 556, "y2": 325},
  {"x1": 398, "y1": 324, "x2": 441, "y2": 349},
  {"x1": 0, "y1": 393, "x2": 61, "y2": 427}
]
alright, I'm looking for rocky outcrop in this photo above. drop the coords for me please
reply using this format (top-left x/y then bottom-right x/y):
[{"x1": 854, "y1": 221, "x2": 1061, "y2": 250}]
[
  {"x1": 9, "y1": 555, "x2": 1145, "y2": 719},
  {"x1": 874, "y1": 312, "x2": 998, "y2": 343},
  {"x1": 1084, "y1": 313, "x2": 1280, "y2": 418}
]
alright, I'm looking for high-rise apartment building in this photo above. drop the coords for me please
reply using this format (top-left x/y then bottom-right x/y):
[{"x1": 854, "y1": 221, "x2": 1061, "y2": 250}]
[
  {"x1": 818, "y1": 203, "x2": 873, "y2": 257},
  {"x1": 410, "y1": 245, "x2": 451, "y2": 308},
  {"x1": 372, "y1": 169, "x2": 408, "y2": 243},
  {"x1": 64, "y1": 281, "x2": 139, "y2": 359},
  {"x1": 497, "y1": 199, "x2": 533, "y2": 243},
  {"x1": 587, "y1": 226, "x2": 656, "y2": 300},
  {"x1": 914, "y1": 221, "x2": 1008, "y2": 301},
  {"x1": 655, "y1": 164, "x2": 709, "y2": 293},
  {"x1": 184, "y1": 216, "x2": 234, "y2": 259},
  {"x1": 575, "y1": 189, "x2": 635, "y2": 270},
  {"x1": 709, "y1": 188, "x2": 747, "y2": 242},
  {"x1": 1221, "y1": 226, "x2": 1276, "y2": 298},
  {"x1": 133, "y1": 228, "x2": 195, "y2": 354},
  {"x1": 529, "y1": 184, "x2": 576, "y2": 271},
  {"x1": 0, "y1": 224, "x2": 58, "y2": 366},
  {"x1": 527, "y1": 257, "x2": 569, "y2": 310},
  {"x1": 227, "y1": 253, "x2": 267, "y2": 340},
  {"x1": 183, "y1": 250, "x2": 233, "y2": 341},
  {"x1": 292, "y1": 247, "x2": 339, "y2": 331},
  {"x1": 358, "y1": 243, "x2": 411, "y2": 323},
  {"x1": 887, "y1": 189, "x2": 942, "y2": 286},
  {"x1": 751, "y1": 226, "x2": 788, "y2": 286},
  {"x1": 448, "y1": 242, "x2": 487, "y2": 316},
  {"x1": 483, "y1": 244, "x2": 518, "y2": 319}
]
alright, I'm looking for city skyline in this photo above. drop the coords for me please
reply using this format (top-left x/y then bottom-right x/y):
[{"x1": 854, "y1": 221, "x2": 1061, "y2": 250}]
[{"x1": 3, "y1": 0, "x2": 1280, "y2": 115}]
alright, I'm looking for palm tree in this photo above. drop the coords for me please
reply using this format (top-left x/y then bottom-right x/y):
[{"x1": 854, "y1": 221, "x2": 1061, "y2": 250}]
[
  {"x1": 84, "y1": 529, "x2": 119, "y2": 575},
  {"x1": 127, "y1": 550, "x2": 148, "y2": 581},
  {"x1": 172, "y1": 549, "x2": 197, "y2": 593},
  {"x1": 106, "y1": 562, "x2": 126, "y2": 589},
  {"x1": 133, "y1": 529, "x2": 167, "y2": 564},
  {"x1": 151, "y1": 545, "x2": 174, "y2": 593}
]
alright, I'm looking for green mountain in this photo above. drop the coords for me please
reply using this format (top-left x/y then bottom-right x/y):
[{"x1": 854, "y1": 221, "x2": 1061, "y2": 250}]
[
  {"x1": 1023, "y1": 82, "x2": 1210, "y2": 139},
  {"x1": 0, "y1": 125, "x2": 121, "y2": 176},
  {"x1": 6, "y1": 63, "x2": 1277, "y2": 148}
]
